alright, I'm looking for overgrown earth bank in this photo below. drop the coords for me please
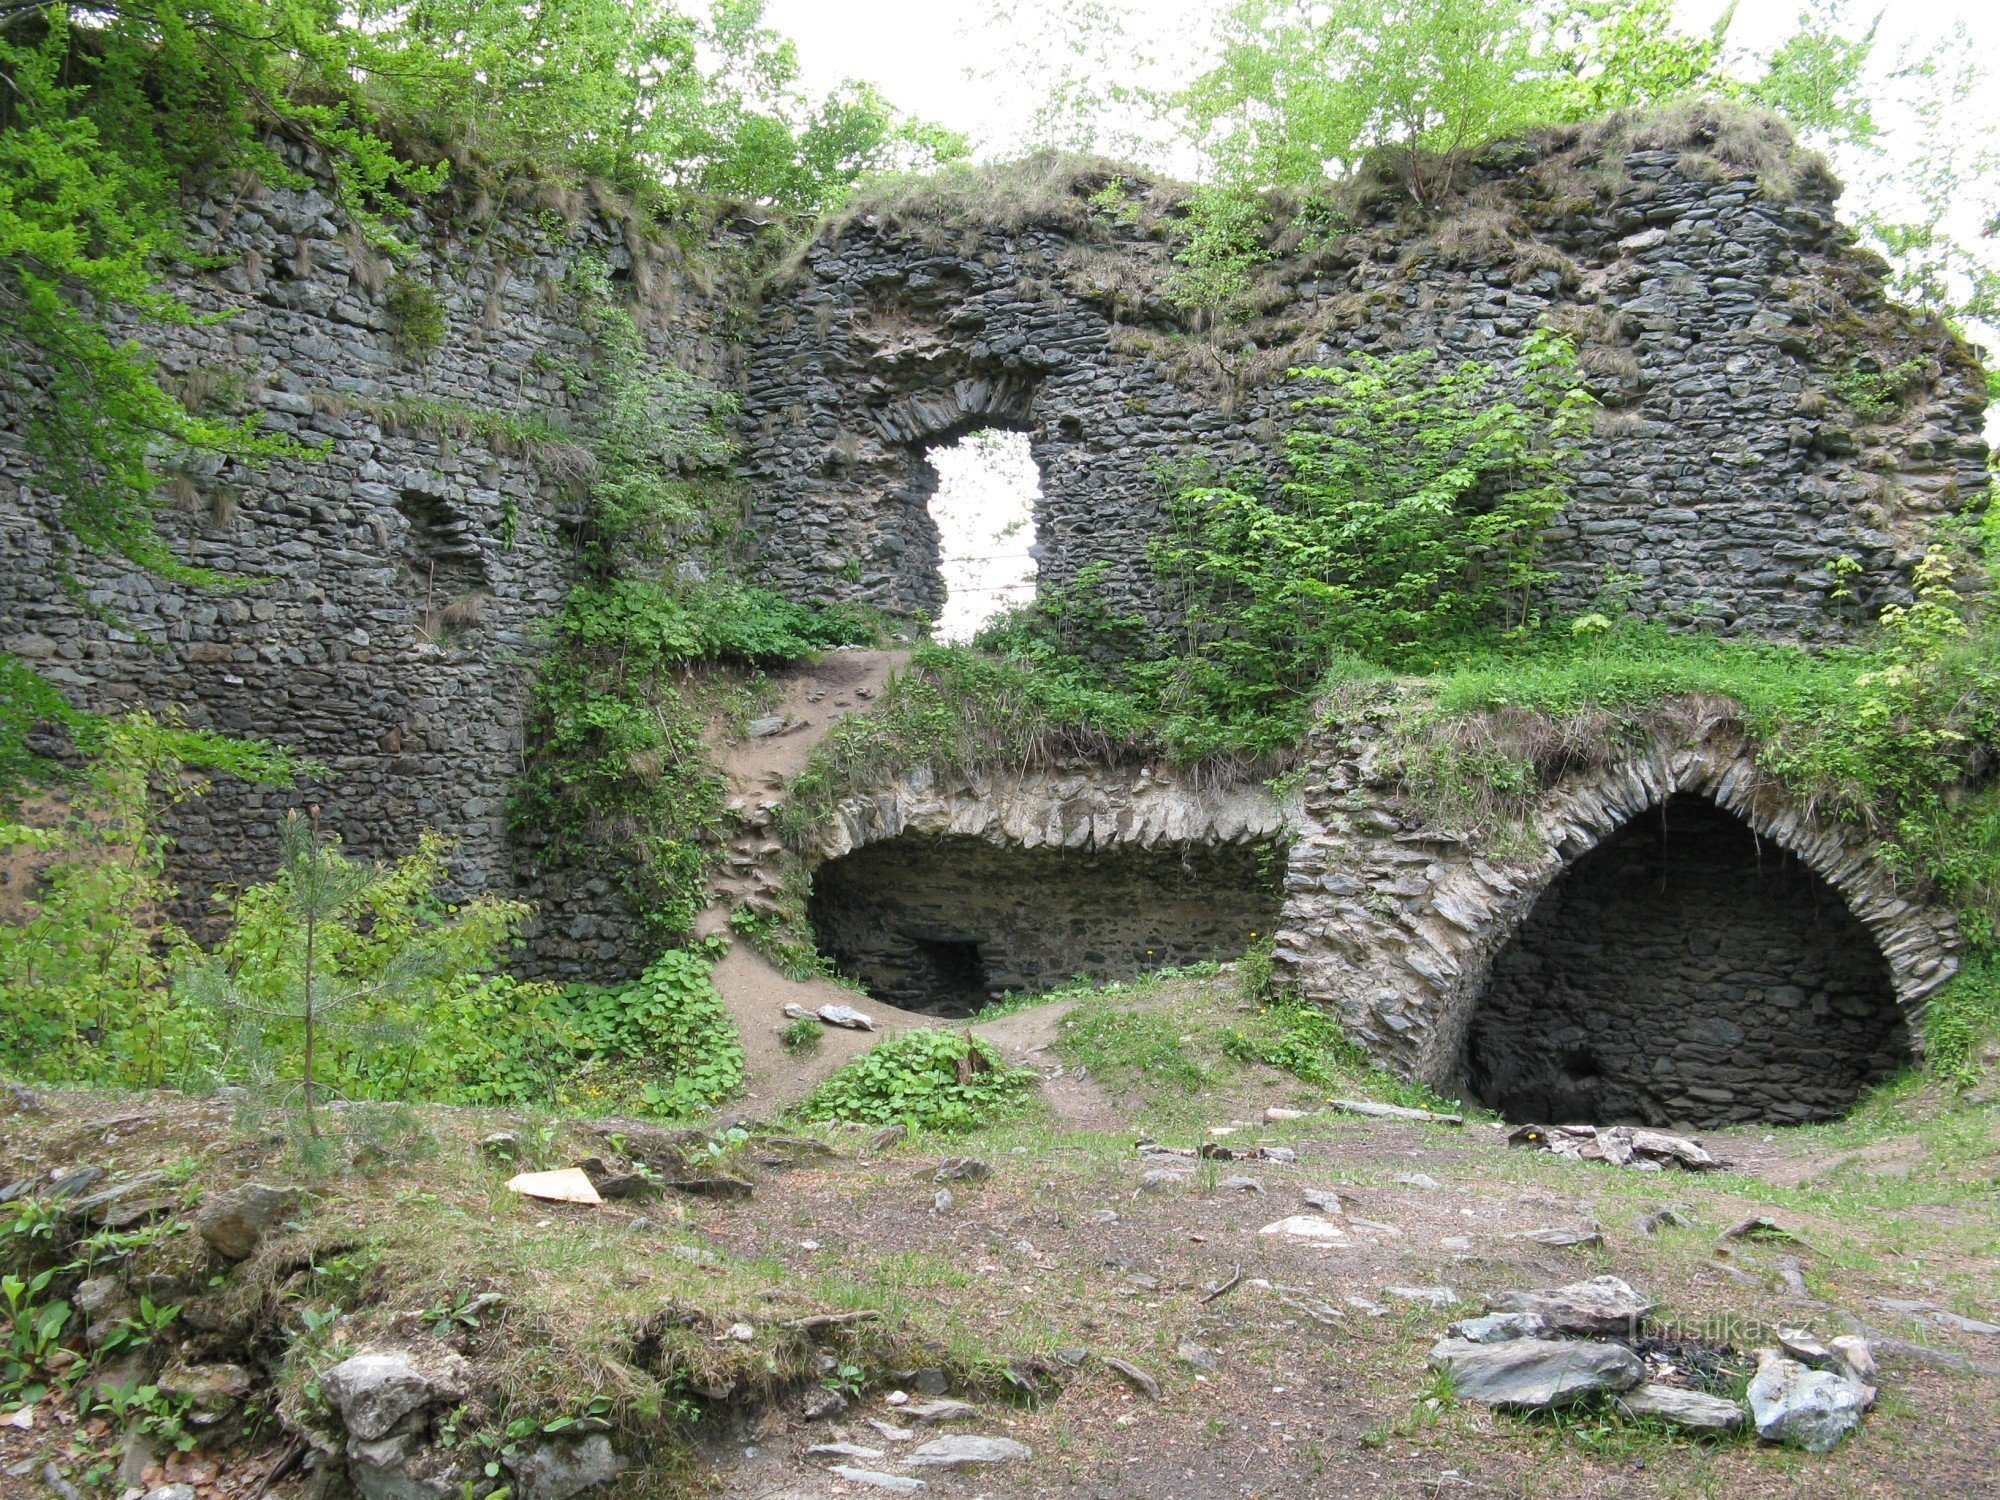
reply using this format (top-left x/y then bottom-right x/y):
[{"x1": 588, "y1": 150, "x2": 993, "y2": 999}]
[{"x1": 4, "y1": 965, "x2": 1998, "y2": 1500}]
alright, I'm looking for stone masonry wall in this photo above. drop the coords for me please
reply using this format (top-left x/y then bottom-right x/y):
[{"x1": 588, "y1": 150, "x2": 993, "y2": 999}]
[
  {"x1": 743, "y1": 144, "x2": 1987, "y2": 645},
  {"x1": 0, "y1": 151, "x2": 744, "y2": 977},
  {"x1": 1468, "y1": 794, "x2": 1905, "y2": 1126},
  {"x1": 809, "y1": 834, "x2": 1282, "y2": 1015},
  {"x1": 1270, "y1": 714, "x2": 1960, "y2": 1109}
]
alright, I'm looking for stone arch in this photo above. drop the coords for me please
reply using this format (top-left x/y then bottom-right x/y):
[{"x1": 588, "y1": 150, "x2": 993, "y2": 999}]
[
  {"x1": 1273, "y1": 733, "x2": 1961, "y2": 1107},
  {"x1": 1464, "y1": 791, "x2": 1907, "y2": 1124},
  {"x1": 798, "y1": 766, "x2": 1291, "y2": 1014}
]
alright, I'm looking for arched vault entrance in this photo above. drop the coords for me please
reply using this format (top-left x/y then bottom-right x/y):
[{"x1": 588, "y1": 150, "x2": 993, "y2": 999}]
[{"x1": 1464, "y1": 794, "x2": 1907, "y2": 1127}]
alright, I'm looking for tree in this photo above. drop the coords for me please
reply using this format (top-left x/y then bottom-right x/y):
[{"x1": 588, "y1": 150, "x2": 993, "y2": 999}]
[
  {"x1": 1175, "y1": 0, "x2": 1712, "y2": 200},
  {"x1": 177, "y1": 809, "x2": 447, "y2": 1134},
  {"x1": 1744, "y1": 0, "x2": 1880, "y2": 150}
]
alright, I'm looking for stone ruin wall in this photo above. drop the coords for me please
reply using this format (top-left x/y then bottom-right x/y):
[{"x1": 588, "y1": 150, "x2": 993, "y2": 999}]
[
  {"x1": 743, "y1": 144, "x2": 1989, "y2": 645},
  {"x1": 0, "y1": 134, "x2": 1988, "y2": 1020},
  {"x1": 1270, "y1": 717, "x2": 1964, "y2": 1116},
  {"x1": 0, "y1": 153, "x2": 747, "y2": 977}
]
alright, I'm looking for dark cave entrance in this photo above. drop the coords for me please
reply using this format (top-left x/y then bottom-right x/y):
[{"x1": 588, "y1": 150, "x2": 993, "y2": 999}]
[
  {"x1": 1465, "y1": 795, "x2": 1908, "y2": 1128},
  {"x1": 807, "y1": 834, "x2": 1284, "y2": 1017}
]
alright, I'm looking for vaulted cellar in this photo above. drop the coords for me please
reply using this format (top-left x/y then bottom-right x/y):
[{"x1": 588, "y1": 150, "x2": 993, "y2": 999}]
[
  {"x1": 807, "y1": 834, "x2": 1285, "y2": 1016},
  {"x1": 1463, "y1": 794, "x2": 1908, "y2": 1128}
]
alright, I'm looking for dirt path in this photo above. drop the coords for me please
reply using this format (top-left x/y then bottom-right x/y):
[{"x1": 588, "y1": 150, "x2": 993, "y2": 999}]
[
  {"x1": 695, "y1": 650, "x2": 943, "y2": 1112},
  {"x1": 695, "y1": 649, "x2": 1121, "y2": 1123}
]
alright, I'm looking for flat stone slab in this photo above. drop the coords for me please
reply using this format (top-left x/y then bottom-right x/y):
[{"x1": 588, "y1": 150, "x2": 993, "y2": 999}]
[
  {"x1": 1430, "y1": 1337, "x2": 1644, "y2": 1411},
  {"x1": 828, "y1": 1467, "x2": 926, "y2": 1493},
  {"x1": 903, "y1": 1435, "x2": 1032, "y2": 1468},
  {"x1": 1490, "y1": 1276, "x2": 1654, "y2": 1337},
  {"x1": 1615, "y1": 1382, "x2": 1747, "y2": 1433},
  {"x1": 1747, "y1": 1350, "x2": 1871, "y2": 1452},
  {"x1": 1258, "y1": 1214, "x2": 1346, "y2": 1243}
]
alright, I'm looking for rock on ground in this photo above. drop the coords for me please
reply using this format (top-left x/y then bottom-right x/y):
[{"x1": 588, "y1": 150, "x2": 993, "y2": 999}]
[
  {"x1": 1747, "y1": 1350, "x2": 1872, "y2": 1452},
  {"x1": 1615, "y1": 1382, "x2": 1747, "y2": 1433},
  {"x1": 1490, "y1": 1276, "x2": 1654, "y2": 1337},
  {"x1": 903, "y1": 1435, "x2": 1033, "y2": 1467},
  {"x1": 507, "y1": 1435, "x2": 622, "y2": 1500},
  {"x1": 194, "y1": 1182, "x2": 301, "y2": 1260},
  {"x1": 1429, "y1": 1337, "x2": 1644, "y2": 1411},
  {"x1": 321, "y1": 1349, "x2": 467, "y2": 1441}
]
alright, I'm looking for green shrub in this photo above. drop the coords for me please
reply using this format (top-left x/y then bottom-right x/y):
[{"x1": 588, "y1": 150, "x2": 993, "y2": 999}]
[
  {"x1": 384, "y1": 274, "x2": 446, "y2": 356},
  {"x1": 0, "y1": 711, "x2": 297, "y2": 1089},
  {"x1": 797, "y1": 1030, "x2": 1035, "y2": 1132},
  {"x1": 780, "y1": 1015, "x2": 823, "y2": 1054}
]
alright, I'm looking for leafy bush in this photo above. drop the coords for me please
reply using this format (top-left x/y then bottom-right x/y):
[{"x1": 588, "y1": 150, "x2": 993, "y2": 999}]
[
  {"x1": 780, "y1": 1015, "x2": 823, "y2": 1054},
  {"x1": 797, "y1": 1031, "x2": 1035, "y2": 1132},
  {"x1": 1221, "y1": 1000, "x2": 1374, "y2": 1091},
  {"x1": 551, "y1": 945, "x2": 744, "y2": 1117},
  {"x1": 0, "y1": 711, "x2": 297, "y2": 1088}
]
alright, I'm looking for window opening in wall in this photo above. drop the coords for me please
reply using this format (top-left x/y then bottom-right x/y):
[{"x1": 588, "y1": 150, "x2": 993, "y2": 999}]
[{"x1": 924, "y1": 428, "x2": 1039, "y2": 642}]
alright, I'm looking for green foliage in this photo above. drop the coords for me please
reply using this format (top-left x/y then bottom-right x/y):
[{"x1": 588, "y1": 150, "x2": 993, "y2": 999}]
[
  {"x1": 780, "y1": 1015, "x2": 824, "y2": 1054},
  {"x1": 1175, "y1": 0, "x2": 1723, "y2": 200},
  {"x1": 1832, "y1": 356, "x2": 1926, "y2": 421},
  {"x1": 798, "y1": 1030, "x2": 1036, "y2": 1132},
  {"x1": 1152, "y1": 329, "x2": 1595, "y2": 735},
  {"x1": 0, "y1": 710, "x2": 296, "y2": 1088},
  {"x1": 1221, "y1": 999, "x2": 1374, "y2": 1090},
  {"x1": 384, "y1": 274, "x2": 446, "y2": 357},
  {"x1": 553, "y1": 945, "x2": 744, "y2": 1117},
  {"x1": 1744, "y1": 0, "x2": 1879, "y2": 150},
  {"x1": 0, "y1": 653, "x2": 78, "y2": 808},
  {"x1": 179, "y1": 812, "x2": 536, "y2": 1130},
  {"x1": 1162, "y1": 185, "x2": 1272, "y2": 316},
  {"x1": 1539, "y1": 0, "x2": 1733, "y2": 121},
  {"x1": 516, "y1": 578, "x2": 872, "y2": 935}
]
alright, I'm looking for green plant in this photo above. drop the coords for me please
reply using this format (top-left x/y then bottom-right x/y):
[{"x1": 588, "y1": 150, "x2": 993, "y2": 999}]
[
  {"x1": 178, "y1": 810, "x2": 494, "y2": 1133},
  {"x1": 556, "y1": 944, "x2": 745, "y2": 1118},
  {"x1": 1162, "y1": 185, "x2": 1271, "y2": 316},
  {"x1": 0, "y1": 710, "x2": 297, "y2": 1088},
  {"x1": 2, "y1": 1269, "x2": 70, "y2": 1403},
  {"x1": 1831, "y1": 357, "x2": 1926, "y2": 421},
  {"x1": 797, "y1": 1030, "x2": 1036, "y2": 1132},
  {"x1": 384, "y1": 273, "x2": 446, "y2": 356},
  {"x1": 780, "y1": 1016, "x2": 823, "y2": 1054}
]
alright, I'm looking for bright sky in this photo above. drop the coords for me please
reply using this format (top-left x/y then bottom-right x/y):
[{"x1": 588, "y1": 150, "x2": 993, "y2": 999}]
[{"x1": 766, "y1": 0, "x2": 2000, "y2": 163}]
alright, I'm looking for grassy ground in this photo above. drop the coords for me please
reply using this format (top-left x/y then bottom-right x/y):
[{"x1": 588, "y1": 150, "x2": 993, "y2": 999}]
[{"x1": 3, "y1": 964, "x2": 1997, "y2": 1499}]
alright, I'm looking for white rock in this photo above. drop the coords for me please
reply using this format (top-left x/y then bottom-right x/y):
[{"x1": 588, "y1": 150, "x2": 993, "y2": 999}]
[
  {"x1": 903, "y1": 1435, "x2": 1032, "y2": 1467},
  {"x1": 1257, "y1": 1214, "x2": 1346, "y2": 1243},
  {"x1": 1747, "y1": 1350, "x2": 1871, "y2": 1452}
]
